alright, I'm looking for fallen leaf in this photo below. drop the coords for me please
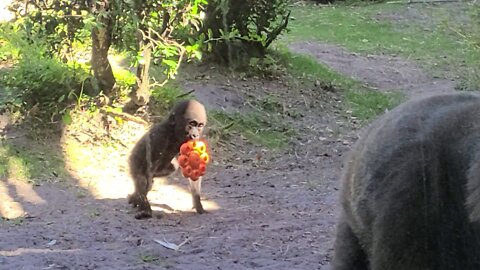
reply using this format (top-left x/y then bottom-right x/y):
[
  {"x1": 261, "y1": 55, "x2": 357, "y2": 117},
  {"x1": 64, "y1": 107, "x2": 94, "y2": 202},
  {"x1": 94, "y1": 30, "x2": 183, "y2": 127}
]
[
  {"x1": 154, "y1": 238, "x2": 188, "y2": 251},
  {"x1": 46, "y1": 240, "x2": 57, "y2": 247}
]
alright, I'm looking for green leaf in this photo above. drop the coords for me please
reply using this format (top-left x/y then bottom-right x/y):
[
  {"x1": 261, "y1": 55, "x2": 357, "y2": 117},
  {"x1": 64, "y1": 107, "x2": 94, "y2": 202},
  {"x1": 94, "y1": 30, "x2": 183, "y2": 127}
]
[
  {"x1": 57, "y1": 94, "x2": 65, "y2": 103},
  {"x1": 62, "y1": 110, "x2": 72, "y2": 125},
  {"x1": 194, "y1": 50, "x2": 202, "y2": 60},
  {"x1": 162, "y1": 59, "x2": 178, "y2": 68},
  {"x1": 67, "y1": 90, "x2": 76, "y2": 101}
]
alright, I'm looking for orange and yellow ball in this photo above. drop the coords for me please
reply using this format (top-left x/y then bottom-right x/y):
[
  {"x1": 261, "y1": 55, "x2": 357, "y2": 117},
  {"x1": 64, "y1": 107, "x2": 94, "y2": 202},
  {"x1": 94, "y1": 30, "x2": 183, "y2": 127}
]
[{"x1": 178, "y1": 140, "x2": 210, "y2": 181}]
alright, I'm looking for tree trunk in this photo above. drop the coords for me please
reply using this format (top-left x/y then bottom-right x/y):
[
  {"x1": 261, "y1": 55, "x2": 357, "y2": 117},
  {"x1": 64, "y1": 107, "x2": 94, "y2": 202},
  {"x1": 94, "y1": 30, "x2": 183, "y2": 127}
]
[
  {"x1": 123, "y1": 36, "x2": 152, "y2": 113},
  {"x1": 134, "y1": 44, "x2": 152, "y2": 105},
  {"x1": 123, "y1": 0, "x2": 152, "y2": 113},
  {"x1": 90, "y1": 0, "x2": 116, "y2": 96}
]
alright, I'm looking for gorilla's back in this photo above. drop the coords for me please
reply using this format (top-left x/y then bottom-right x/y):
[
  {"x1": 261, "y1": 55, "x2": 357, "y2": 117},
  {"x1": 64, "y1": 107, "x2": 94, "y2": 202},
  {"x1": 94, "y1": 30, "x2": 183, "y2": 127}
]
[{"x1": 335, "y1": 92, "x2": 480, "y2": 270}]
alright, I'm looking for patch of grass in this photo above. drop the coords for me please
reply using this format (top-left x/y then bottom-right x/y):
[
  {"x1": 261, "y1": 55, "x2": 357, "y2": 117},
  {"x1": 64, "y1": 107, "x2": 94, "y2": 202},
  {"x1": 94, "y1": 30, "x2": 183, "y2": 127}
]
[
  {"x1": 151, "y1": 83, "x2": 185, "y2": 104},
  {"x1": 138, "y1": 253, "x2": 173, "y2": 267},
  {"x1": 149, "y1": 82, "x2": 193, "y2": 117},
  {"x1": 246, "y1": 54, "x2": 287, "y2": 78},
  {"x1": 0, "y1": 216, "x2": 24, "y2": 226},
  {"x1": 113, "y1": 68, "x2": 136, "y2": 89},
  {"x1": 252, "y1": 96, "x2": 303, "y2": 118},
  {"x1": 0, "y1": 141, "x2": 67, "y2": 184},
  {"x1": 109, "y1": 53, "x2": 137, "y2": 100},
  {"x1": 253, "y1": 96, "x2": 284, "y2": 114},
  {"x1": 140, "y1": 254, "x2": 160, "y2": 263},
  {"x1": 275, "y1": 47, "x2": 357, "y2": 89},
  {"x1": 285, "y1": 4, "x2": 400, "y2": 51},
  {"x1": 456, "y1": 75, "x2": 480, "y2": 92},
  {"x1": 285, "y1": 4, "x2": 470, "y2": 60},
  {"x1": 209, "y1": 111, "x2": 295, "y2": 149},
  {"x1": 274, "y1": 47, "x2": 404, "y2": 120},
  {"x1": 346, "y1": 89, "x2": 403, "y2": 120},
  {"x1": 283, "y1": 3, "x2": 480, "y2": 87}
]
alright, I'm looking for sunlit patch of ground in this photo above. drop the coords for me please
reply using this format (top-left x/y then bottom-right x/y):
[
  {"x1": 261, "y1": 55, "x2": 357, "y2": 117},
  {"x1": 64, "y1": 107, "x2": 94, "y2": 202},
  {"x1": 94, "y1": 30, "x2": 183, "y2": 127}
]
[
  {"x1": 61, "y1": 121, "x2": 144, "y2": 200},
  {"x1": 0, "y1": 181, "x2": 25, "y2": 219},
  {"x1": 0, "y1": 0, "x2": 13, "y2": 22},
  {"x1": 0, "y1": 144, "x2": 47, "y2": 219},
  {"x1": 148, "y1": 177, "x2": 220, "y2": 213},
  {"x1": 0, "y1": 174, "x2": 46, "y2": 219},
  {"x1": 61, "y1": 118, "x2": 219, "y2": 212}
]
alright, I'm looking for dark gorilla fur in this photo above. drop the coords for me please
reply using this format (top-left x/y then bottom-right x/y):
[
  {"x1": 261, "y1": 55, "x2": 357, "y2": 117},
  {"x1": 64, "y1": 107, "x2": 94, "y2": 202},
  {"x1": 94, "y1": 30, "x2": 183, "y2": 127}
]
[
  {"x1": 333, "y1": 92, "x2": 480, "y2": 270},
  {"x1": 128, "y1": 99, "x2": 207, "y2": 219}
]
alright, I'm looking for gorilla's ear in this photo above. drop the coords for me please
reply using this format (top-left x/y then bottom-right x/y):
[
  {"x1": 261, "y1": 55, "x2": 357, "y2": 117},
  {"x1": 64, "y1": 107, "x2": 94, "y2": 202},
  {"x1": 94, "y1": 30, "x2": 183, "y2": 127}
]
[{"x1": 168, "y1": 112, "x2": 176, "y2": 126}]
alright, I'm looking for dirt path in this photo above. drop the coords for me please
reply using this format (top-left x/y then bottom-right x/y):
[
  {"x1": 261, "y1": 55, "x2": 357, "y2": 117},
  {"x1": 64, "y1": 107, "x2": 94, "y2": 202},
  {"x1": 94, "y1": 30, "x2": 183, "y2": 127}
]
[
  {"x1": 0, "y1": 65, "x2": 354, "y2": 270},
  {"x1": 290, "y1": 41, "x2": 457, "y2": 99},
  {"x1": 0, "y1": 38, "x2": 456, "y2": 269}
]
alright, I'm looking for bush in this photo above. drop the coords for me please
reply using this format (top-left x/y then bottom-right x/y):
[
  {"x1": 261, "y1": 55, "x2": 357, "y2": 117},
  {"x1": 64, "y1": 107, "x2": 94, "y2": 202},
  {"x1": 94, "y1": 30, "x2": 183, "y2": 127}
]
[
  {"x1": 148, "y1": 82, "x2": 189, "y2": 118},
  {"x1": 0, "y1": 25, "x2": 88, "y2": 119},
  {"x1": 8, "y1": 0, "x2": 89, "y2": 60},
  {"x1": 202, "y1": 0, "x2": 291, "y2": 64},
  {"x1": 7, "y1": 0, "x2": 206, "y2": 111}
]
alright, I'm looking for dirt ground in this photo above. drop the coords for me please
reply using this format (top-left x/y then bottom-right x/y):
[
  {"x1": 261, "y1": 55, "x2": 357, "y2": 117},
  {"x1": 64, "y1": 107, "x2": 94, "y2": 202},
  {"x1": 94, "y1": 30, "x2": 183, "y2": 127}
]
[
  {"x1": 0, "y1": 34, "x2": 458, "y2": 270},
  {"x1": 289, "y1": 42, "x2": 456, "y2": 98}
]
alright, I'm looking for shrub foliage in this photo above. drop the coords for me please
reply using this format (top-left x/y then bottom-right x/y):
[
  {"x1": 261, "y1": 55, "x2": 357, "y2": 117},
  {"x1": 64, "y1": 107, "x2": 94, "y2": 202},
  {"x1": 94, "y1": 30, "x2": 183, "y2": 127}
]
[{"x1": 0, "y1": 0, "x2": 291, "y2": 121}]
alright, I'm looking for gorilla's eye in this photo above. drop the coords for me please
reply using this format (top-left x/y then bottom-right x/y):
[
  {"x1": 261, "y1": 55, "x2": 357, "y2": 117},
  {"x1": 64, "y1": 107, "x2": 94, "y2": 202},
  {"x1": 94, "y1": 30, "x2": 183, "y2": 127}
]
[{"x1": 189, "y1": 120, "x2": 199, "y2": 126}]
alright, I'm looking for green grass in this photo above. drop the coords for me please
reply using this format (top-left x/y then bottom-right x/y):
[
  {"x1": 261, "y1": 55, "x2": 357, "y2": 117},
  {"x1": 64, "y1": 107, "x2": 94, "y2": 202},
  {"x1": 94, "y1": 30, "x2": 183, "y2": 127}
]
[
  {"x1": 275, "y1": 47, "x2": 404, "y2": 120},
  {"x1": 209, "y1": 111, "x2": 295, "y2": 149},
  {"x1": 283, "y1": 3, "x2": 480, "y2": 89},
  {"x1": 285, "y1": 4, "x2": 473, "y2": 61},
  {"x1": 0, "y1": 142, "x2": 67, "y2": 184},
  {"x1": 275, "y1": 47, "x2": 357, "y2": 89},
  {"x1": 0, "y1": 216, "x2": 24, "y2": 225},
  {"x1": 151, "y1": 82, "x2": 186, "y2": 104},
  {"x1": 148, "y1": 81, "x2": 193, "y2": 117},
  {"x1": 113, "y1": 68, "x2": 136, "y2": 89},
  {"x1": 346, "y1": 88, "x2": 403, "y2": 120},
  {"x1": 253, "y1": 96, "x2": 284, "y2": 114},
  {"x1": 285, "y1": 4, "x2": 405, "y2": 52}
]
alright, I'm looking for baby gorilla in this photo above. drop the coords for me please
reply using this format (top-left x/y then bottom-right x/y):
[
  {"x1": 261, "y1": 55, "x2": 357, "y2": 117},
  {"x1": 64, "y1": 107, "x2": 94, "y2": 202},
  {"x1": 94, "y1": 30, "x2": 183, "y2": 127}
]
[
  {"x1": 128, "y1": 99, "x2": 207, "y2": 219},
  {"x1": 333, "y1": 93, "x2": 480, "y2": 270}
]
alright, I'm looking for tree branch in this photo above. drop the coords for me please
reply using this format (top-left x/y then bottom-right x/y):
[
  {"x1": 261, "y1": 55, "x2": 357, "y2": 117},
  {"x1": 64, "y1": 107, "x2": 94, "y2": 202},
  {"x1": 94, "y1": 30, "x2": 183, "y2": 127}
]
[{"x1": 265, "y1": 10, "x2": 291, "y2": 48}]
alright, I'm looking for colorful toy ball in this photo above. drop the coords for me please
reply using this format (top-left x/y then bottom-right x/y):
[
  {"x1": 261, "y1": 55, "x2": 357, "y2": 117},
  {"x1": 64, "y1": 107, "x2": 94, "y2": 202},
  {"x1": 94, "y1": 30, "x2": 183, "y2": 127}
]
[{"x1": 178, "y1": 140, "x2": 210, "y2": 181}]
